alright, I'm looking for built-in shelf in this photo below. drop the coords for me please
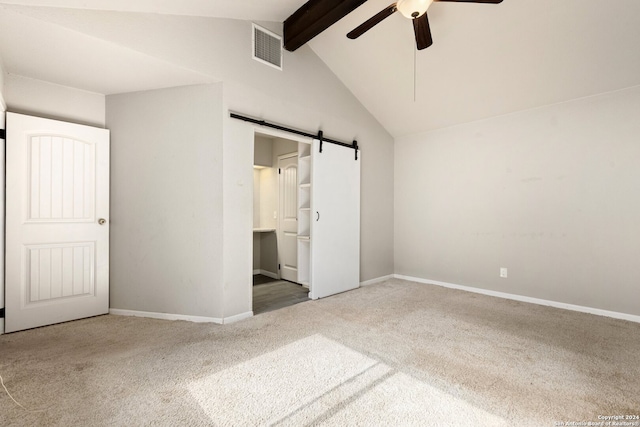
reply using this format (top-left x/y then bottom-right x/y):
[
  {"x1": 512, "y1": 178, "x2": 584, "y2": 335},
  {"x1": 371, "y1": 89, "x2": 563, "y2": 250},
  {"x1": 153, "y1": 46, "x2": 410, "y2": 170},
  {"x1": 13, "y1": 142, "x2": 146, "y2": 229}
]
[
  {"x1": 297, "y1": 141, "x2": 312, "y2": 288},
  {"x1": 299, "y1": 143, "x2": 311, "y2": 158},
  {"x1": 253, "y1": 228, "x2": 276, "y2": 233}
]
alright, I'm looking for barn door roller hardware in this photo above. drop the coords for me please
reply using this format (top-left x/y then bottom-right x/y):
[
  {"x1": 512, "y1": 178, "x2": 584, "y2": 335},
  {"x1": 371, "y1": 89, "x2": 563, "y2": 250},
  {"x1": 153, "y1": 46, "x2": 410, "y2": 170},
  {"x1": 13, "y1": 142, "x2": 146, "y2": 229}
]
[
  {"x1": 317, "y1": 130, "x2": 358, "y2": 160},
  {"x1": 230, "y1": 112, "x2": 359, "y2": 160}
]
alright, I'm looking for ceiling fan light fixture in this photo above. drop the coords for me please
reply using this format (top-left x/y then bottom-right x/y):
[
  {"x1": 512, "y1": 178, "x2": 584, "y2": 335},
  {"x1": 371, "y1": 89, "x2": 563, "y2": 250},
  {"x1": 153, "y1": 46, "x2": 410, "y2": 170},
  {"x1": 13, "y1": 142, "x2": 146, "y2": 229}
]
[{"x1": 396, "y1": 0, "x2": 433, "y2": 19}]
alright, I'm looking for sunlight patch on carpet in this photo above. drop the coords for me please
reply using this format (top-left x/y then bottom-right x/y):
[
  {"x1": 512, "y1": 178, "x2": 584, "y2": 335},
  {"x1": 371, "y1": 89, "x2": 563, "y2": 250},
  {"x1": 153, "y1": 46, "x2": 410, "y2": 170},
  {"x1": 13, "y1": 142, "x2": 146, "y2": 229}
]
[
  {"x1": 188, "y1": 335, "x2": 377, "y2": 425},
  {"x1": 318, "y1": 371, "x2": 508, "y2": 426},
  {"x1": 188, "y1": 334, "x2": 507, "y2": 426}
]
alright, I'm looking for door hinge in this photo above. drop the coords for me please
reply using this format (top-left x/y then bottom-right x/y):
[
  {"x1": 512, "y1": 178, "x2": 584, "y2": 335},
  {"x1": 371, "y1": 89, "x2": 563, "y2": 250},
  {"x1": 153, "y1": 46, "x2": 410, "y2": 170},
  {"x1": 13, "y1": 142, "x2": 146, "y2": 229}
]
[
  {"x1": 278, "y1": 168, "x2": 281, "y2": 174},
  {"x1": 278, "y1": 264, "x2": 281, "y2": 270},
  {"x1": 0, "y1": 129, "x2": 5, "y2": 140},
  {"x1": 0, "y1": 307, "x2": 5, "y2": 318}
]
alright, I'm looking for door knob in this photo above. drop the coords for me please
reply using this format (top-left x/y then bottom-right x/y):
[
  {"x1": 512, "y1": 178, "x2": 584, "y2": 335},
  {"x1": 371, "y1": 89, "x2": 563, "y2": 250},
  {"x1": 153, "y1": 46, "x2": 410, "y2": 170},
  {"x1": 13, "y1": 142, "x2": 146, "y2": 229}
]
[{"x1": 98, "y1": 218, "x2": 107, "y2": 225}]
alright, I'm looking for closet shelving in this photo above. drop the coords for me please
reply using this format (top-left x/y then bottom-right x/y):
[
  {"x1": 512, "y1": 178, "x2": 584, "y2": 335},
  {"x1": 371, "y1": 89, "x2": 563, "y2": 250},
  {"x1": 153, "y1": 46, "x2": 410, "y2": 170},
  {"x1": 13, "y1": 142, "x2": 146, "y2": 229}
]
[{"x1": 297, "y1": 142, "x2": 312, "y2": 287}]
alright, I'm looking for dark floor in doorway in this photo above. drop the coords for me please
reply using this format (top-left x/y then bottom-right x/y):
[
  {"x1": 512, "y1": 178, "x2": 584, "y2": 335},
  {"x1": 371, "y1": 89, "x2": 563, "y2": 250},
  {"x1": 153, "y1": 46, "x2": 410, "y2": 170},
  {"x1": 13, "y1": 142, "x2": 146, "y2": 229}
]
[
  {"x1": 253, "y1": 278, "x2": 309, "y2": 315},
  {"x1": 253, "y1": 274, "x2": 276, "y2": 286}
]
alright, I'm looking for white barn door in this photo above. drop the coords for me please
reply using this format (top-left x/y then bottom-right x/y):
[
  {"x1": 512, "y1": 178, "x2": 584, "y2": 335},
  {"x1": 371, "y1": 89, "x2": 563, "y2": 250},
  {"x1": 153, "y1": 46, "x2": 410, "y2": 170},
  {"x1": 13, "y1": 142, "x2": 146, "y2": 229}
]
[
  {"x1": 5, "y1": 113, "x2": 110, "y2": 333},
  {"x1": 310, "y1": 139, "x2": 360, "y2": 299}
]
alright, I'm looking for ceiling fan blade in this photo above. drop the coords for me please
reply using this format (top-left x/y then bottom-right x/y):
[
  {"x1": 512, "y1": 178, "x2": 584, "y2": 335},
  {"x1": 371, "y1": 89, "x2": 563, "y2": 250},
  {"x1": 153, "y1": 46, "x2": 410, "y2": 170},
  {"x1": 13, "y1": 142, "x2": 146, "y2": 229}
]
[
  {"x1": 347, "y1": 3, "x2": 398, "y2": 39},
  {"x1": 413, "y1": 13, "x2": 433, "y2": 50},
  {"x1": 436, "y1": 0, "x2": 503, "y2": 3}
]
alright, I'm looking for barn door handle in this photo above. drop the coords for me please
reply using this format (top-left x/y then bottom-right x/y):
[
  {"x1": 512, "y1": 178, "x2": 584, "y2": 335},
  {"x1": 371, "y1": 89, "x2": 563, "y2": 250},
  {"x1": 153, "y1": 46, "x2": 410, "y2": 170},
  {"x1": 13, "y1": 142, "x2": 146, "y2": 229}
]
[
  {"x1": 98, "y1": 218, "x2": 107, "y2": 225},
  {"x1": 316, "y1": 211, "x2": 320, "y2": 221}
]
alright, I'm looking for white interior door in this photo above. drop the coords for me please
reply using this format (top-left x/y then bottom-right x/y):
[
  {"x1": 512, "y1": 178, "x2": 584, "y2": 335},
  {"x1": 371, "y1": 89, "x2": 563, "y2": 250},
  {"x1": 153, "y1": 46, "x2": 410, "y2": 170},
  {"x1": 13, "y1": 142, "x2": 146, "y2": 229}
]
[
  {"x1": 278, "y1": 153, "x2": 298, "y2": 283},
  {"x1": 310, "y1": 139, "x2": 360, "y2": 299},
  {"x1": 5, "y1": 113, "x2": 110, "y2": 333}
]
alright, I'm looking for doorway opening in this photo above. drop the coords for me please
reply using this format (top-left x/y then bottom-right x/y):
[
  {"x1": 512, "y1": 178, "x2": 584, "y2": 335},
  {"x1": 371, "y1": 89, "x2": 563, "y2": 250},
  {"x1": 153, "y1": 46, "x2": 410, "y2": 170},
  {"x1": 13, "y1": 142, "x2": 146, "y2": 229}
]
[{"x1": 252, "y1": 132, "x2": 310, "y2": 315}]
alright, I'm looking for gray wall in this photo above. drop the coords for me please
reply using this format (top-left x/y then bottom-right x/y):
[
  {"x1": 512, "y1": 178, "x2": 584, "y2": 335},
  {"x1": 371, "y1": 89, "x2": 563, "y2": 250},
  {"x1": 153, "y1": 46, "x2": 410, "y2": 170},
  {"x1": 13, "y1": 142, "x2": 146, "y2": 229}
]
[
  {"x1": 79, "y1": 16, "x2": 394, "y2": 318},
  {"x1": 218, "y1": 20, "x2": 394, "y2": 317},
  {"x1": 254, "y1": 135, "x2": 273, "y2": 167},
  {"x1": 259, "y1": 233, "x2": 278, "y2": 276},
  {"x1": 106, "y1": 84, "x2": 225, "y2": 318},
  {"x1": 3, "y1": 15, "x2": 395, "y2": 321},
  {"x1": 395, "y1": 86, "x2": 640, "y2": 316}
]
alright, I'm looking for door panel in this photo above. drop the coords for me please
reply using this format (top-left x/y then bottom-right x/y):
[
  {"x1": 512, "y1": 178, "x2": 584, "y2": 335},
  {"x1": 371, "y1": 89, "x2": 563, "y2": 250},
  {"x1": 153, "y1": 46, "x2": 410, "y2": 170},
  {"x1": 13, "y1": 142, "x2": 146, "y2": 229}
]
[
  {"x1": 5, "y1": 113, "x2": 110, "y2": 333},
  {"x1": 278, "y1": 154, "x2": 298, "y2": 282},
  {"x1": 28, "y1": 136, "x2": 95, "y2": 222},
  {"x1": 310, "y1": 140, "x2": 360, "y2": 299}
]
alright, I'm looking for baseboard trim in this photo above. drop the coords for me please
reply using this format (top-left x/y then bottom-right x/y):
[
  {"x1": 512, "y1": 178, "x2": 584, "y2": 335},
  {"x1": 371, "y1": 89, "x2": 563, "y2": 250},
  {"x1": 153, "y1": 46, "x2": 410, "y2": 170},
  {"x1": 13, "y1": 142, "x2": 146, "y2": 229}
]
[
  {"x1": 259, "y1": 270, "x2": 279, "y2": 280},
  {"x1": 223, "y1": 311, "x2": 253, "y2": 324},
  {"x1": 253, "y1": 269, "x2": 260, "y2": 275},
  {"x1": 0, "y1": 319, "x2": 4, "y2": 335},
  {"x1": 360, "y1": 275, "x2": 393, "y2": 286},
  {"x1": 393, "y1": 274, "x2": 640, "y2": 324},
  {"x1": 109, "y1": 308, "x2": 223, "y2": 324}
]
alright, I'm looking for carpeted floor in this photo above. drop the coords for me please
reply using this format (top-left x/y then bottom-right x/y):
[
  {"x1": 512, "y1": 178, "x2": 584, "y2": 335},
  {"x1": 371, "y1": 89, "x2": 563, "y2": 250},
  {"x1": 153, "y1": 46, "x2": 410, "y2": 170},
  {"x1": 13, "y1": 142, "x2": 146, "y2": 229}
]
[{"x1": 1, "y1": 278, "x2": 639, "y2": 426}]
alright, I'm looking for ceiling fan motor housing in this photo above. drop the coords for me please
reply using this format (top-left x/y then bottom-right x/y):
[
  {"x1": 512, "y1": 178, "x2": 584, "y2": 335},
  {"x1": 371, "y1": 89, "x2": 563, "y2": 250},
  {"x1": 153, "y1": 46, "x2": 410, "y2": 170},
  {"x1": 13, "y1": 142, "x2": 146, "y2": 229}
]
[{"x1": 397, "y1": 0, "x2": 434, "y2": 19}]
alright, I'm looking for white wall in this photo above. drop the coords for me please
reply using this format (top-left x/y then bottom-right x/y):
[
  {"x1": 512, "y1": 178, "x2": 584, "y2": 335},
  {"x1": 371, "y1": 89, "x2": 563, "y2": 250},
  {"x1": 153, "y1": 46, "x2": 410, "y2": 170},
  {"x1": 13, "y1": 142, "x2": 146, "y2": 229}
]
[
  {"x1": 395, "y1": 85, "x2": 640, "y2": 317},
  {"x1": 106, "y1": 84, "x2": 225, "y2": 319},
  {"x1": 3, "y1": 74, "x2": 105, "y2": 127}
]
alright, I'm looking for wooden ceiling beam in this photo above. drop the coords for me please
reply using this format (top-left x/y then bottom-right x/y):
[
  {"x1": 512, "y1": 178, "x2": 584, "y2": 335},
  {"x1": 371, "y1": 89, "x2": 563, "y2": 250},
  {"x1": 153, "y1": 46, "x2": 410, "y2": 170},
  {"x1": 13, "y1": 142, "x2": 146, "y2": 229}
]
[{"x1": 284, "y1": 0, "x2": 368, "y2": 52}]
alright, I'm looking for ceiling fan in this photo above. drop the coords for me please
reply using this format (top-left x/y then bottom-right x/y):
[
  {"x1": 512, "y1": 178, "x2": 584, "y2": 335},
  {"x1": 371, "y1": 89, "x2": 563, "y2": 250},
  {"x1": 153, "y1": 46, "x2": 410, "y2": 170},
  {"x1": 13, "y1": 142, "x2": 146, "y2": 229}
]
[{"x1": 347, "y1": 0, "x2": 503, "y2": 50}]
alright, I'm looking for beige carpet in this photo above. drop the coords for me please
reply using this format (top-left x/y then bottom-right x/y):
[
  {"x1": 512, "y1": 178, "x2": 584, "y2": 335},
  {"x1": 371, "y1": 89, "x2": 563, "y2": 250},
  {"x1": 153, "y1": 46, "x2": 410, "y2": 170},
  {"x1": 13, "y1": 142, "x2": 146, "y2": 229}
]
[{"x1": 1, "y1": 278, "x2": 639, "y2": 426}]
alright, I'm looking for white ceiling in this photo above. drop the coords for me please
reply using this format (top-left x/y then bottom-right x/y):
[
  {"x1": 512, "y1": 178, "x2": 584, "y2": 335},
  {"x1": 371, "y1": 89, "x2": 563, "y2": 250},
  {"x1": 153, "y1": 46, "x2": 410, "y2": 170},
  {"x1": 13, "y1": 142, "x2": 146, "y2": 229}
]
[
  {"x1": 311, "y1": 0, "x2": 640, "y2": 136},
  {"x1": 0, "y1": 0, "x2": 307, "y2": 21},
  {"x1": 1, "y1": 0, "x2": 640, "y2": 137}
]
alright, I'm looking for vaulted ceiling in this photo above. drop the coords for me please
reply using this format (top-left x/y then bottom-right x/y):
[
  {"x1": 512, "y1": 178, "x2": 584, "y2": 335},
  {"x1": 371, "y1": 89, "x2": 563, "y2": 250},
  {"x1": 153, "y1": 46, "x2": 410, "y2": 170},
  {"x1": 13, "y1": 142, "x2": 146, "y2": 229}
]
[{"x1": 1, "y1": 0, "x2": 639, "y2": 137}]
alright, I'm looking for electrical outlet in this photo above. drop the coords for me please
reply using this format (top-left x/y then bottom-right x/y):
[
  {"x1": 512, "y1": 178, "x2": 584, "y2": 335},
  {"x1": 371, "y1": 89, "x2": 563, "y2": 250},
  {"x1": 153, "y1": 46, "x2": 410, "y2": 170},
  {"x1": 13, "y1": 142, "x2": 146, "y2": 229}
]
[{"x1": 500, "y1": 268, "x2": 508, "y2": 278}]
